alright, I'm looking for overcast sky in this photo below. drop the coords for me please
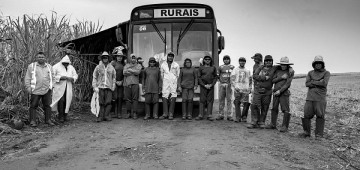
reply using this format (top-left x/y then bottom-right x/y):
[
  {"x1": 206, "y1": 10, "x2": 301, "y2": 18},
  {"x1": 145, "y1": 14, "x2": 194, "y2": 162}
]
[{"x1": 1, "y1": 0, "x2": 359, "y2": 74}]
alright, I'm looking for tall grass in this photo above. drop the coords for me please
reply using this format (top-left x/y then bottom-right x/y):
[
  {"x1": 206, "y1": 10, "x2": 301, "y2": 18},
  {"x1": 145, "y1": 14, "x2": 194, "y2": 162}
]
[{"x1": 0, "y1": 12, "x2": 102, "y2": 106}]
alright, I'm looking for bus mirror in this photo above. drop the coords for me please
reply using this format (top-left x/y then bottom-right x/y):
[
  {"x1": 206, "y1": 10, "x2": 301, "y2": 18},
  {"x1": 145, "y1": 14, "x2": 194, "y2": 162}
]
[
  {"x1": 218, "y1": 35, "x2": 225, "y2": 50},
  {"x1": 116, "y1": 27, "x2": 123, "y2": 42}
]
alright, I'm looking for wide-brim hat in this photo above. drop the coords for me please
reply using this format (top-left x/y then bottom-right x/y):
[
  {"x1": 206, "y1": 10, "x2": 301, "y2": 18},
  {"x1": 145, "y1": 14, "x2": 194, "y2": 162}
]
[
  {"x1": 277, "y1": 56, "x2": 293, "y2": 65},
  {"x1": 312, "y1": 55, "x2": 325, "y2": 68},
  {"x1": 98, "y1": 51, "x2": 112, "y2": 61}
]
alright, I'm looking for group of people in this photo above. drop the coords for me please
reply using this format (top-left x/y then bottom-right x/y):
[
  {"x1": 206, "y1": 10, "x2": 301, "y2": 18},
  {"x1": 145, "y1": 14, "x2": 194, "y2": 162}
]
[{"x1": 25, "y1": 48, "x2": 330, "y2": 139}]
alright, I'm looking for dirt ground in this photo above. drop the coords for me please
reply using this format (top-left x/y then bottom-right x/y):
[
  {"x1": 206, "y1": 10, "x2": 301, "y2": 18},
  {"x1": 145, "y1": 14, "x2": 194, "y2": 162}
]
[{"x1": 0, "y1": 102, "x2": 353, "y2": 170}]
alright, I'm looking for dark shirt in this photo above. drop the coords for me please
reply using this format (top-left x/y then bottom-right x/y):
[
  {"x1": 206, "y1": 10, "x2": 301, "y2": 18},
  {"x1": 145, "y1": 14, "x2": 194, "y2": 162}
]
[
  {"x1": 198, "y1": 66, "x2": 218, "y2": 87},
  {"x1": 111, "y1": 61, "x2": 124, "y2": 81},
  {"x1": 143, "y1": 67, "x2": 161, "y2": 94},
  {"x1": 178, "y1": 67, "x2": 198, "y2": 89},
  {"x1": 272, "y1": 68, "x2": 294, "y2": 96},
  {"x1": 305, "y1": 69, "x2": 330, "y2": 101},
  {"x1": 218, "y1": 64, "x2": 235, "y2": 84},
  {"x1": 253, "y1": 66, "x2": 276, "y2": 95}
]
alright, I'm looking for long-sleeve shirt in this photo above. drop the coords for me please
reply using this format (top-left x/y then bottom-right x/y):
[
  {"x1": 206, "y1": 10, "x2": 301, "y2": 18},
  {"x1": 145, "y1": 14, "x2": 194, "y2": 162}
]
[
  {"x1": 253, "y1": 66, "x2": 276, "y2": 95},
  {"x1": 198, "y1": 66, "x2": 217, "y2": 87},
  {"x1": 305, "y1": 69, "x2": 330, "y2": 101},
  {"x1": 123, "y1": 63, "x2": 142, "y2": 86},
  {"x1": 178, "y1": 67, "x2": 198, "y2": 89},
  {"x1": 92, "y1": 62, "x2": 116, "y2": 91},
  {"x1": 143, "y1": 67, "x2": 161, "y2": 94},
  {"x1": 272, "y1": 68, "x2": 294, "y2": 96},
  {"x1": 24, "y1": 62, "x2": 54, "y2": 95},
  {"x1": 230, "y1": 67, "x2": 252, "y2": 93},
  {"x1": 111, "y1": 61, "x2": 124, "y2": 81},
  {"x1": 218, "y1": 64, "x2": 235, "y2": 84}
]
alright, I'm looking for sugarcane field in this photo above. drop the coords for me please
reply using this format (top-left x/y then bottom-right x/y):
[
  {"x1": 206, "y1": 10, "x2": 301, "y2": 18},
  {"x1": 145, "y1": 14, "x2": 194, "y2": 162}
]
[{"x1": 1, "y1": 1, "x2": 360, "y2": 170}]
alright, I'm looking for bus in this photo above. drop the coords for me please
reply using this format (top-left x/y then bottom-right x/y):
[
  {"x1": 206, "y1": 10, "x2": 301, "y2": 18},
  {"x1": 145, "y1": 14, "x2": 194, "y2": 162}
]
[
  {"x1": 60, "y1": 3, "x2": 225, "y2": 102},
  {"x1": 126, "y1": 3, "x2": 225, "y2": 102}
]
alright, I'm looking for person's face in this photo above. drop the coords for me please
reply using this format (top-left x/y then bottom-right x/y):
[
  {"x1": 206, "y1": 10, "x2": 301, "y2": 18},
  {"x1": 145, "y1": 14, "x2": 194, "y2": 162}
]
[
  {"x1": 131, "y1": 57, "x2": 137, "y2": 64},
  {"x1": 254, "y1": 58, "x2": 261, "y2": 64},
  {"x1": 149, "y1": 60, "x2": 156, "y2": 67},
  {"x1": 281, "y1": 65, "x2": 288, "y2": 70},
  {"x1": 239, "y1": 60, "x2": 246, "y2": 67},
  {"x1": 116, "y1": 55, "x2": 123, "y2": 62},
  {"x1": 167, "y1": 55, "x2": 174, "y2": 62},
  {"x1": 185, "y1": 60, "x2": 191, "y2": 68},
  {"x1": 264, "y1": 60, "x2": 273, "y2": 67},
  {"x1": 315, "y1": 63, "x2": 323, "y2": 70},
  {"x1": 36, "y1": 54, "x2": 46, "y2": 64},
  {"x1": 102, "y1": 57, "x2": 109, "y2": 64},
  {"x1": 204, "y1": 58, "x2": 211, "y2": 65},
  {"x1": 223, "y1": 58, "x2": 230, "y2": 65}
]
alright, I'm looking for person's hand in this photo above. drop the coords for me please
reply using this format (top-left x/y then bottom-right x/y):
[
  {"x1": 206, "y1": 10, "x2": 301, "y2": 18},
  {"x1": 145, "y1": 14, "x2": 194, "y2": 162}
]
[
  {"x1": 265, "y1": 76, "x2": 270, "y2": 80},
  {"x1": 60, "y1": 76, "x2": 67, "y2": 80},
  {"x1": 94, "y1": 87, "x2": 99, "y2": 93},
  {"x1": 67, "y1": 77, "x2": 74, "y2": 83},
  {"x1": 281, "y1": 74, "x2": 288, "y2": 79},
  {"x1": 274, "y1": 90, "x2": 280, "y2": 96}
]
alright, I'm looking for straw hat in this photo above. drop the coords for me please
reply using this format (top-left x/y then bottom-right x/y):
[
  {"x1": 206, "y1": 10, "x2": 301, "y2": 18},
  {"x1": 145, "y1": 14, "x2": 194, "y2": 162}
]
[
  {"x1": 277, "y1": 56, "x2": 293, "y2": 65},
  {"x1": 312, "y1": 55, "x2": 324, "y2": 68},
  {"x1": 98, "y1": 51, "x2": 111, "y2": 61}
]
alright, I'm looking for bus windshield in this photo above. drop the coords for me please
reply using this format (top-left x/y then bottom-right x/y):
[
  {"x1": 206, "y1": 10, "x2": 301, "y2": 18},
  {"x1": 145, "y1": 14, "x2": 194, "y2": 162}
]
[{"x1": 132, "y1": 22, "x2": 212, "y2": 67}]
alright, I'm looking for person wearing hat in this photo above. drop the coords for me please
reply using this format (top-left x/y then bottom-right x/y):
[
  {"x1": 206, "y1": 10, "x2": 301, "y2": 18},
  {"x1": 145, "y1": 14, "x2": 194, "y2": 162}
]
[
  {"x1": 265, "y1": 56, "x2": 294, "y2": 132},
  {"x1": 92, "y1": 51, "x2": 116, "y2": 122},
  {"x1": 230, "y1": 57, "x2": 252, "y2": 123},
  {"x1": 251, "y1": 53, "x2": 263, "y2": 74},
  {"x1": 178, "y1": 58, "x2": 198, "y2": 120},
  {"x1": 196, "y1": 55, "x2": 218, "y2": 121},
  {"x1": 51, "y1": 54, "x2": 78, "y2": 123},
  {"x1": 24, "y1": 52, "x2": 55, "y2": 127},
  {"x1": 248, "y1": 55, "x2": 275, "y2": 129},
  {"x1": 217, "y1": 55, "x2": 235, "y2": 121},
  {"x1": 111, "y1": 46, "x2": 126, "y2": 119},
  {"x1": 159, "y1": 52, "x2": 180, "y2": 120},
  {"x1": 299, "y1": 55, "x2": 330, "y2": 139},
  {"x1": 123, "y1": 54, "x2": 142, "y2": 119},
  {"x1": 142, "y1": 57, "x2": 162, "y2": 120}
]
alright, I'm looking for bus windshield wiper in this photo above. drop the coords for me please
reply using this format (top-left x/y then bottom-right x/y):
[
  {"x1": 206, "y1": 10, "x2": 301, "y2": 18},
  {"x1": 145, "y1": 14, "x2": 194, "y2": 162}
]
[
  {"x1": 176, "y1": 19, "x2": 194, "y2": 55},
  {"x1": 150, "y1": 21, "x2": 167, "y2": 56}
]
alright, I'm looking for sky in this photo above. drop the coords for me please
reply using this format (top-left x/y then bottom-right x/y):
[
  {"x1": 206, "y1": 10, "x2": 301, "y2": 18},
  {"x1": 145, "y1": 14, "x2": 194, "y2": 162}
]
[{"x1": 1, "y1": 0, "x2": 360, "y2": 74}]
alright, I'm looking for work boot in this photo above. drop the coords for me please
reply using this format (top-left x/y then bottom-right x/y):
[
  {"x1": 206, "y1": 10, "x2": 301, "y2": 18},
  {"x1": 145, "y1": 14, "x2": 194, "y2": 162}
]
[
  {"x1": 279, "y1": 113, "x2": 291, "y2": 132},
  {"x1": 187, "y1": 101, "x2": 193, "y2": 120},
  {"x1": 182, "y1": 101, "x2": 187, "y2": 120},
  {"x1": 96, "y1": 109, "x2": 103, "y2": 122},
  {"x1": 153, "y1": 103, "x2": 159, "y2": 119},
  {"x1": 160, "y1": 98, "x2": 169, "y2": 119},
  {"x1": 132, "y1": 111, "x2": 138, "y2": 119},
  {"x1": 247, "y1": 123, "x2": 259, "y2": 129},
  {"x1": 124, "y1": 110, "x2": 131, "y2": 119},
  {"x1": 299, "y1": 118, "x2": 311, "y2": 137},
  {"x1": 104, "y1": 105, "x2": 112, "y2": 121},
  {"x1": 45, "y1": 110, "x2": 55, "y2": 126},
  {"x1": 168, "y1": 98, "x2": 176, "y2": 120},
  {"x1": 267, "y1": 110, "x2": 278, "y2": 129},
  {"x1": 195, "y1": 103, "x2": 204, "y2": 120},
  {"x1": 241, "y1": 103, "x2": 250, "y2": 121},
  {"x1": 315, "y1": 117, "x2": 325, "y2": 138},
  {"x1": 144, "y1": 103, "x2": 151, "y2": 120}
]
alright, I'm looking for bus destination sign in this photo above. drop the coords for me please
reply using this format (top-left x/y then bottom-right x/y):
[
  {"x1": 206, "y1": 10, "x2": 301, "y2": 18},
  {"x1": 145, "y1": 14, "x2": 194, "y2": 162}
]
[{"x1": 154, "y1": 8, "x2": 205, "y2": 18}]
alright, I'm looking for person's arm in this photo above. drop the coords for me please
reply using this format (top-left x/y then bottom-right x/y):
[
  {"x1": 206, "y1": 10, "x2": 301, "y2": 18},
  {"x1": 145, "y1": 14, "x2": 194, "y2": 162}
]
[
  {"x1": 311, "y1": 71, "x2": 331, "y2": 88},
  {"x1": 24, "y1": 64, "x2": 32, "y2": 93},
  {"x1": 52, "y1": 64, "x2": 62, "y2": 83},
  {"x1": 142, "y1": 68, "x2": 147, "y2": 91},
  {"x1": 177, "y1": 69, "x2": 183, "y2": 89},
  {"x1": 230, "y1": 67, "x2": 237, "y2": 88},
  {"x1": 70, "y1": 65, "x2": 78, "y2": 83},
  {"x1": 253, "y1": 66, "x2": 266, "y2": 81},
  {"x1": 305, "y1": 71, "x2": 315, "y2": 88},
  {"x1": 272, "y1": 71, "x2": 282, "y2": 83},
  {"x1": 198, "y1": 67, "x2": 205, "y2": 87},
  {"x1": 131, "y1": 64, "x2": 142, "y2": 75},
  {"x1": 123, "y1": 65, "x2": 131, "y2": 76},
  {"x1": 194, "y1": 68, "x2": 198, "y2": 88},
  {"x1": 279, "y1": 71, "x2": 295, "y2": 93},
  {"x1": 111, "y1": 68, "x2": 116, "y2": 91},
  {"x1": 211, "y1": 66, "x2": 218, "y2": 86},
  {"x1": 158, "y1": 68, "x2": 162, "y2": 92},
  {"x1": 92, "y1": 66, "x2": 99, "y2": 89}
]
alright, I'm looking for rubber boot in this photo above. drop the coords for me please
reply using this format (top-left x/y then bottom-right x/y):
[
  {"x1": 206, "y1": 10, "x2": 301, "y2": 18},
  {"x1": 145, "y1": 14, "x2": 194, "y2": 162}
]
[
  {"x1": 299, "y1": 118, "x2": 311, "y2": 137},
  {"x1": 29, "y1": 110, "x2": 37, "y2": 127},
  {"x1": 182, "y1": 101, "x2": 187, "y2": 120},
  {"x1": 116, "y1": 100, "x2": 123, "y2": 119},
  {"x1": 207, "y1": 102, "x2": 214, "y2": 121},
  {"x1": 168, "y1": 98, "x2": 176, "y2": 120},
  {"x1": 187, "y1": 101, "x2": 193, "y2": 120},
  {"x1": 104, "y1": 104, "x2": 112, "y2": 121},
  {"x1": 45, "y1": 111, "x2": 55, "y2": 126},
  {"x1": 234, "y1": 101, "x2": 241, "y2": 122},
  {"x1": 111, "y1": 100, "x2": 117, "y2": 118},
  {"x1": 279, "y1": 113, "x2": 291, "y2": 132},
  {"x1": 132, "y1": 101, "x2": 138, "y2": 119},
  {"x1": 144, "y1": 103, "x2": 151, "y2": 120},
  {"x1": 265, "y1": 110, "x2": 278, "y2": 129},
  {"x1": 153, "y1": 103, "x2": 159, "y2": 119},
  {"x1": 125, "y1": 101, "x2": 132, "y2": 119},
  {"x1": 315, "y1": 117, "x2": 325, "y2": 138},
  {"x1": 196, "y1": 103, "x2": 204, "y2": 120},
  {"x1": 97, "y1": 106, "x2": 104, "y2": 122},
  {"x1": 241, "y1": 102, "x2": 250, "y2": 122},
  {"x1": 160, "y1": 97, "x2": 168, "y2": 119}
]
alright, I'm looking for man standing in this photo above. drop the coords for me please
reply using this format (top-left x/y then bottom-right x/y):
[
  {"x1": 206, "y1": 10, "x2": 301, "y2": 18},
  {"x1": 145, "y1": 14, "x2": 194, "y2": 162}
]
[
  {"x1": 217, "y1": 55, "x2": 235, "y2": 120},
  {"x1": 123, "y1": 54, "x2": 142, "y2": 119},
  {"x1": 248, "y1": 55, "x2": 275, "y2": 129},
  {"x1": 51, "y1": 55, "x2": 78, "y2": 123},
  {"x1": 92, "y1": 52, "x2": 116, "y2": 122},
  {"x1": 159, "y1": 52, "x2": 180, "y2": 120},
  {"x1": 265, "y1": 57, "x2": 294, "y2": 132},
  {"x1": 299, "y1": 56, "x2": 330, "y2": 139},
  {"x1": 231, "y1": 57, "x2": 252, "y2": 123},
  {"x1": 24, "y1": 52, "x2": 55, "y2": 127}
]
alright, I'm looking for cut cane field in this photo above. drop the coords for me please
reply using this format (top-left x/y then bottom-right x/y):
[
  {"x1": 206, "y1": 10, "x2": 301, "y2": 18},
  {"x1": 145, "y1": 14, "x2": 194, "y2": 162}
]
[{"x1": 1, "y1": 13, "x2": 360, "y2": 170}]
